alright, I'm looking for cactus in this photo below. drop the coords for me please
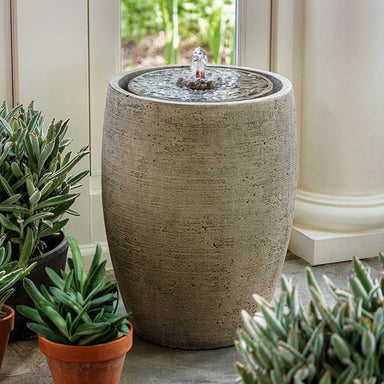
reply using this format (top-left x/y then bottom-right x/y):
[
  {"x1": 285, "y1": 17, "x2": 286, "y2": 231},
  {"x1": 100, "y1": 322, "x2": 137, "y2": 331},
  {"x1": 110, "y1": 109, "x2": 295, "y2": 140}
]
[
  {"x1": 0, "y1": 101, "x2": 89, "y2": 267},
  {"x1": 17, "y1": 231, "x2": 130, "y2": 345},
  {"x1": 236, "y1": 255, "x2": 384, "y2": 384}
]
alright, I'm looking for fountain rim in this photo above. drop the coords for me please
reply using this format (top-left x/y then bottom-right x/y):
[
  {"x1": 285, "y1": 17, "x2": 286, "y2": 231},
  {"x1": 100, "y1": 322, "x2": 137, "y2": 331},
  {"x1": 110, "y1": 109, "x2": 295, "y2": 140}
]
[{"x1": 109, "y1": 64, "x2": 293, "y2": 106}]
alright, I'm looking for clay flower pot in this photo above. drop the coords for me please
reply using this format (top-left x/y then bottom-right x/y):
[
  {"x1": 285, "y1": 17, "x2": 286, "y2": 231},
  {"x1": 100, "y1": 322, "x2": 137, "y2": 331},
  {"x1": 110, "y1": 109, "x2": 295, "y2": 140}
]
[
  {"x1": 0, "y1": 305, "x2": 15, "y2": 370},
  {"x1": 38, "y1": 323, "x2": 133, "y2": 384}
]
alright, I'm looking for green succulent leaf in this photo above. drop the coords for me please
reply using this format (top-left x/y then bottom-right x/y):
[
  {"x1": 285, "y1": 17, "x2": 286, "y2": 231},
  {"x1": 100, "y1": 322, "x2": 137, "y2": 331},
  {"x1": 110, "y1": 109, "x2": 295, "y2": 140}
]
[
  {"x1": 63, "y1": 229, "x2": 86, "y2": 293},
  {"x1": 17, "y1": 305, "x2": 44, "y2": 324},
  {"x1": 18, "y1": 227, "x2": 35, "y2": 268},
  {"x1": 0, "y1": 116, "x2": 13, "y2": 135},
  {"x1": 0, "y1": 174, "x2": 15, "y2": 197},
  {"x1": 353, "y1": 257, "x2": 374, "y2": 294},
  {"x1": 38, "y1": 218, "x2": 69, "y2": 238},
  {"x1": 236, "y1": 254, "x2": 384, "y2": 384},
  {"x1": 45, "y1": 267, "x2": 65, "y2": 290},
  {"x1": 29, "y1": 189, "x2": 41, "y2": 206},
  {"x1": 34, "y1": 194, "x2": 79, "y2": 210},
  {"x1": 361, "y1": 330, "x2": 376, "y2": 357},
  {"x1": 17, "y1": 235, "x2": 129, "y2": 345},
  {"x1": 0, "y1": 101, "x2": 88, "y2": 265},
  {"x1": 0, "y1": 143, "x2": 12, "y2": 167},
  {"x1": 27, "y1": 323, "x2": 68, "y2": 344},
  {"x1": 0, "y1": 213, "x2": 20, "y2": 233},
  {"x1": 1, "y1": 193, "x2": 22, "y2": 205},
  {"x1": 0, "y1": 260, "x2": 35, "y2": 309}
]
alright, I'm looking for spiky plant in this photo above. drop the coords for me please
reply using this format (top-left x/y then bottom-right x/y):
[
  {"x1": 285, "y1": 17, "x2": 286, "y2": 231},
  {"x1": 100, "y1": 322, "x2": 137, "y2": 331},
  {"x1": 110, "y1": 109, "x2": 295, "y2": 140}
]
[
  {"x1": 0, "y1": 101, "x2": 89, "y2": 267},
  {"x1": 236, "y1": 255, "x2": 384, "y2": 384},
  {"x1": 0, "y1": 238, "x2": 36, "y2": 318},
  {"x1": 17, "y1": 231, "x2": 131, "y2": 345}
]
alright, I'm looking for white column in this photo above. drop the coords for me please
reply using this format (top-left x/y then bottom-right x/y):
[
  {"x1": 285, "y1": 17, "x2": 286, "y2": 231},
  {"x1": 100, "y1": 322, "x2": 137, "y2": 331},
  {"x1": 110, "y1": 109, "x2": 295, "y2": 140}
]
[{"x1": 287, "y1": 0, "x2": 384, "y2": 264}]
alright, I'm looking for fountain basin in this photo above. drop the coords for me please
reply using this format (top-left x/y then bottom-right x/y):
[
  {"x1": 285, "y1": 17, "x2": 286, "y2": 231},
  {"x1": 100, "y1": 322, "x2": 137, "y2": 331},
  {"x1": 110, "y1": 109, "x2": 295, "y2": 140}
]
[{"x1": 102, "y1": 65, "x2": 297, "y2": 349}]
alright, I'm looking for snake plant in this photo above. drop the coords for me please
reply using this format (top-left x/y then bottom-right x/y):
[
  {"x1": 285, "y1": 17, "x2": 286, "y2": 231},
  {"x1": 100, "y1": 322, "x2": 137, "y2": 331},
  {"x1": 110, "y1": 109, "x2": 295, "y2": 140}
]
[
  {"x1": 236, "y1": 255, "x2": 384, "y2": 384},
  {"x1": 0, "y1": 238, "x2": 36, "y2": 318},
  {"x1": 0, "y1": 101, "x2": 89, "y2": 267},
  {"x1": 17, "y1": 231, "x2": 131, "y2": 345}
]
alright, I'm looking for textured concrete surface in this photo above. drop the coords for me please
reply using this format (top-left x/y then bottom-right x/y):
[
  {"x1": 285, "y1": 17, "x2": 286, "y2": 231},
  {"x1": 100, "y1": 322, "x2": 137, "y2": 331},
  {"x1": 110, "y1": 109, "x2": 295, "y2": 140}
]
[
  {"x1": 1, "y1": 335, "x2": 241, "y2": 384},
  {"x1": 2, "y1": 252, "x2": 379, "y2": 383},
  {"x1": 102, "y1": 67, "x2": 297, "y2": 348}
]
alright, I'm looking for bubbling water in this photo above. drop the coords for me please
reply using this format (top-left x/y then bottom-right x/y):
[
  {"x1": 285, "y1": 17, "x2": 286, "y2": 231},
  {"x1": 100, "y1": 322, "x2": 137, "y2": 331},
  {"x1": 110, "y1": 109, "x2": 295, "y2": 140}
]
[
  {"x1": 128, "y1": 67, "x2": 274, "y2": 103},
  {"x1": 127, "y1": 47, "x2": 274, "y2": 103}
]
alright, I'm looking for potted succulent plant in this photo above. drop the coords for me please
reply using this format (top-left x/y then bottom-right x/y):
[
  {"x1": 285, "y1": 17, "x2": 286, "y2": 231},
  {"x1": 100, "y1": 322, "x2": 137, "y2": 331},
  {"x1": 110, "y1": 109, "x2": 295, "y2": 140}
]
[
  {"x1": 0, "y1": 101, "x2": 89, "y2": 339},
  {"x1": 0, "y1": 240, "x2": 35, "y2": 370},
  {"x1": 236, "y1": 255, "x2": 384, "y2": 384},
  {"x1": 18, "y1": 231, "x2": 132, "y2": 384}
]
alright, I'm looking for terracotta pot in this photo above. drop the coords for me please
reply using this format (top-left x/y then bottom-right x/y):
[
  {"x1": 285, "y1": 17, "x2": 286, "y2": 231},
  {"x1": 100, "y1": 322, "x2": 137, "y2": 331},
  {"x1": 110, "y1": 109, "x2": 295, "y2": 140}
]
[
  {"x1": 8, "y1": 232, "x2": 69, "y2": 341},
  {"x1": 0, "y1": 305, "x2": 15, "y2": 370},
  {"x1": 38, "y1": 322, "x2": 133, "y2": 384}
]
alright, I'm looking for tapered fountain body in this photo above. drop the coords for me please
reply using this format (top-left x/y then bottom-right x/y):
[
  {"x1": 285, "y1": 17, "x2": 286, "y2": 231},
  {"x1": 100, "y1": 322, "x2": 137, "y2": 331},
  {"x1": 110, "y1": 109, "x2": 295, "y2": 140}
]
[{"x1": 102, "y1": 64, "x2": 297, "y2": 348}]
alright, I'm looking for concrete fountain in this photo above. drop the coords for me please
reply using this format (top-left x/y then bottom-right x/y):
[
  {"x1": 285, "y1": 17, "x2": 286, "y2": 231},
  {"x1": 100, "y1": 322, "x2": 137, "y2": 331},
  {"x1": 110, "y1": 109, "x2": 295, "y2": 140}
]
[{"x1": 102, "y1": 48, "x2": 297, "y2": 349}]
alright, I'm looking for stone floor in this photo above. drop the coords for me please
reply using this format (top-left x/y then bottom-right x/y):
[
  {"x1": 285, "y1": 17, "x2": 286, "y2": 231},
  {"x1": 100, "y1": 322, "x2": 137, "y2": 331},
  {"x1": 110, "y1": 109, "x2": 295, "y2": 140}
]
[{"x1": 1, "y1": 252, "x2": 382, "y2": 384}]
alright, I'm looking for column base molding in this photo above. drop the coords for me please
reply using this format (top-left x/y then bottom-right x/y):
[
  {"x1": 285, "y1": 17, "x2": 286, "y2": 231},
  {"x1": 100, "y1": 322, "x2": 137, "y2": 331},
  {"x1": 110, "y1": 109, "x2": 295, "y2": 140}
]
[
  {"x1": 289, "y1": 225, "x2": 384, "y2": 265},
  {"x1": 295, "y1": 190, "x2": 384, "y2": 232}
]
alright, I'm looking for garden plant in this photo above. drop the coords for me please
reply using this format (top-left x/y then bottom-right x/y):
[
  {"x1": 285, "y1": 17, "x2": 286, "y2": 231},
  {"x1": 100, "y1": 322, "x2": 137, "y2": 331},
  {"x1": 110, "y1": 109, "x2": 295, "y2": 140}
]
[
  {"x1": 0, "y1": 239, "x2": 35, "y2": 370},
  {"x1": 0, "y1": 101, "x2": 89, "y2": 267},
  {"x1": 17, "y1": 231, "x2": 132, "y2": 384},
  {"x1": 121, "y1": 0, "x2": 235, "y2": 67},
  {"x1": 237, "y1": 255, "x2": 384, "y2": 384},
  {"x1": 18, "y1": 230, "x2": 130, "y2": 345},
  {"x1": 0, "y1": 239, "x2": 35, "y2": 318}
]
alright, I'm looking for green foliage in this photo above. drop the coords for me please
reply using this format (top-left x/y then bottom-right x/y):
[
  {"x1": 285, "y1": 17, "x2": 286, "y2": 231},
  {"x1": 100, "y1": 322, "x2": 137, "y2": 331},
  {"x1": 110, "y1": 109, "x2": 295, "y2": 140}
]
[
  {"x1": 0, "y1": 101, "x2": 89, "y2": 267},
  {"x1": 160, "y1": 0, "x2": 179, "y2": 64},
  {"x1": 18, "y1": 231, "x2": 131, "y2": 345},
  {"x1": 236, "y1": 255, "x2": 384, "y2": 384},
  {"x1": 121, "y1": 0, "x2": 235, "y2": 65},
  {"x1": 0, "y1": 238, "x2": 36, "y2": 318},
  {"x1": 121, "y1": 0, "x2": 162, "y2": 46},
  {"x1": 193, "y1": 0, "x2": 235, "y2": 64}
]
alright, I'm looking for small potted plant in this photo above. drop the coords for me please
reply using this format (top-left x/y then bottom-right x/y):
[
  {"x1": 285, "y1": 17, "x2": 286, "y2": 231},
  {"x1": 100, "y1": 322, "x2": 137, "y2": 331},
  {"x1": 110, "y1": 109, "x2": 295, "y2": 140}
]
[
  {"x1": 236, "y1": 255, "x2": 384, "y2": 383},
  {"x1": 0, "y1": 101, "x2": 89, "y2": 339},
  {"x1": 0, "y1": 240, "x2": 35, "y2": 370},
  {"x1": 18, "y1": 231, "x2": 132, "y2": 384}
]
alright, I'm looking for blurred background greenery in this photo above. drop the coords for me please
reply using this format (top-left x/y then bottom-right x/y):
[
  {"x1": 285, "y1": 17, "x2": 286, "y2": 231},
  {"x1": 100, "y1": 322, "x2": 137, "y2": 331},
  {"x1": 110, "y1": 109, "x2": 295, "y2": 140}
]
[{"x1": 121, "y1": 0, "x2": 236, "y2": 70}]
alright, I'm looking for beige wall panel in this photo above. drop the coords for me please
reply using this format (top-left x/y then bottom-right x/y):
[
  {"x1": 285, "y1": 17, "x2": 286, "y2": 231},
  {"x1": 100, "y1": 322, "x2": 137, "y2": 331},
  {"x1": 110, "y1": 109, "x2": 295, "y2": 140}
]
[
  {"x1": 89, "y1": 175, "x2": 107, "y2": 246},
  {"x1": 13, "y1": 0, "x2": 91, "y2": 244},
  {"x1": 271, "y1": 0, "x2": 304, "y2": 184},
  {"x1": 0, "y1": 0, "x2": 12, "y2": 104},
  {"x1": 88, "y1": 0, "x2": 120, "y2": 247},
  {"x1": 89, "y1": 0, "x2": 120, "y2": 176},
  {"x1": 237, "y1": 0, "x2": 271, "y2": 69}
]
